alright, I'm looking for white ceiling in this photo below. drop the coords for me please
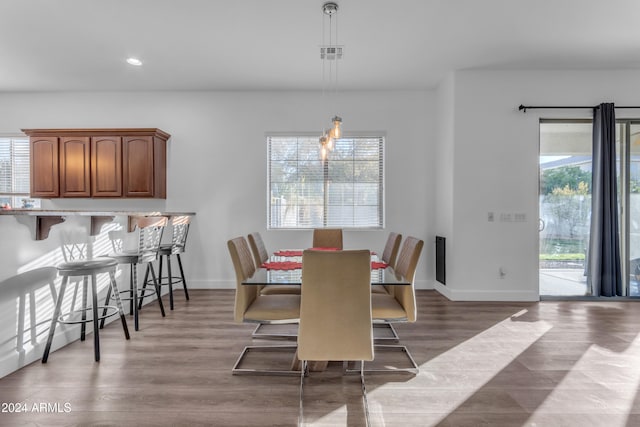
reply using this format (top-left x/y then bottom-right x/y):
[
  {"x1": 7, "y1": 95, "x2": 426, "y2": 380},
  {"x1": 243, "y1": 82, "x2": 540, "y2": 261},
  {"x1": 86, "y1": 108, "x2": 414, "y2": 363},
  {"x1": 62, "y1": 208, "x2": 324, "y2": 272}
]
[{"x1": 2, "y1": 0, "x2": 640, "y2": 92}]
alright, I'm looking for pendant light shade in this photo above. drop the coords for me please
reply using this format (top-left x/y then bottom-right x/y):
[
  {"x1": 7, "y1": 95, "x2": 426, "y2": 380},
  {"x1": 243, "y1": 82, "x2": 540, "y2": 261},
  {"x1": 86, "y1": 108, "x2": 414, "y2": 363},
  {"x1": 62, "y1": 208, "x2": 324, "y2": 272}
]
[{"x1": 319, "y1": 2, "x2": 343, "y2": 159}]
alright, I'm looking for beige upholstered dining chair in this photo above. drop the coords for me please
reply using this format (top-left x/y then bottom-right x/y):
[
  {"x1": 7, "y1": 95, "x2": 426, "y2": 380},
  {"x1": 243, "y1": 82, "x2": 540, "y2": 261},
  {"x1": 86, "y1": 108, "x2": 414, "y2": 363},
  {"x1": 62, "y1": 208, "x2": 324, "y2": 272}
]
[
  {"x1": 298, "y1": 249, "x2": 373, "y2": 424},
  {"x1": 311, "y1": 228, "x2": 343, "y2": 249},
  {"x1": 372, "y1": 232, "x2": 402, "y2": 296},
  {"x1": 370, "y1": 235, "x2": 423, "y2": 373},
  {"x1": 248, "y1": 232, "x2": 300, "y2": 295},
  {"x1": 228, "y1": 236, "x2": 300, "y2": 375},
  {"x1": 381, "y1": 232, "x2": 402, "y2": 269}
]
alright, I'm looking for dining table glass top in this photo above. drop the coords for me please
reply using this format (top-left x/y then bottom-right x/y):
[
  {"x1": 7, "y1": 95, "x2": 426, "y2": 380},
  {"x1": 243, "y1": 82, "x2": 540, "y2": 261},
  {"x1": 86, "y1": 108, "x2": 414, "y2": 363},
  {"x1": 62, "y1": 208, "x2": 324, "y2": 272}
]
[{"x1": 242, "y1": 251, "x2": 410, "y2": 286}]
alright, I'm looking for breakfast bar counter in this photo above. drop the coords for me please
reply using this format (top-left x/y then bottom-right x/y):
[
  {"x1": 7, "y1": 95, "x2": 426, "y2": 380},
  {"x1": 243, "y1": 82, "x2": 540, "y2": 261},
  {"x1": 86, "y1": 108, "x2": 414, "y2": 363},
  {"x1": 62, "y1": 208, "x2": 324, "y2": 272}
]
[{"x1": 0, "y1": 209, "x2": 196, "y2": 240}]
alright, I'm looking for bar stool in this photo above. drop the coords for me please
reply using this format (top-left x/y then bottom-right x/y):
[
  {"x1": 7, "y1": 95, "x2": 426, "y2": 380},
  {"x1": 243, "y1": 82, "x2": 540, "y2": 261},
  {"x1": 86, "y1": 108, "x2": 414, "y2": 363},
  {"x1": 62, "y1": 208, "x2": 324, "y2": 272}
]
[
  {"x1": 140, "y1": 216, "x2": 190, "y2": 310},
  {"x1": 101, "y1": 216, "x2": 168, "y2": 331},
  {"x1": 42, "y1": 257, "x2": 130, "y2": 363}
]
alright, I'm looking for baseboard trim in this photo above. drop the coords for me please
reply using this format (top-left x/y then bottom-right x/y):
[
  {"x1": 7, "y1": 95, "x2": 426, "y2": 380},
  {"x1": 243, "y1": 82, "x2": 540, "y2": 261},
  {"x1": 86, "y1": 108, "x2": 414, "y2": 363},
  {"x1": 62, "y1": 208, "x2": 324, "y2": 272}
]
[{"x1": 433, "y1": 282, "x2": 539, "y2": 302}]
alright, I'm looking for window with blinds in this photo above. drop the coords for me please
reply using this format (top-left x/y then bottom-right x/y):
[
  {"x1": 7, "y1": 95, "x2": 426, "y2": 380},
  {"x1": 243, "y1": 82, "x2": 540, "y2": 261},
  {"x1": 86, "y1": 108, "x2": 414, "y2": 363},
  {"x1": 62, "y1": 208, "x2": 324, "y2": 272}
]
[
  {"x1": 268, "y1": 135, "x2": 384, "y2": 229},
  {"x1": 0, "y1": 136, "x2": 39, "y2": 208}
]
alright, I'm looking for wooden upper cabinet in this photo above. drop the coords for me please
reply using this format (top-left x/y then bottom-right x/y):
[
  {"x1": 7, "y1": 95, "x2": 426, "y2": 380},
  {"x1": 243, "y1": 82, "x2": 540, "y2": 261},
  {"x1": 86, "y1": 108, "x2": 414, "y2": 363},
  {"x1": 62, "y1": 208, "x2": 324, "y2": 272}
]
[
  {"x1": 59, "y1": 136, "x2": 91, "y2": 197},
  {"x1": 123, "y1": 136, "x2": 154, "y2": 198},
  {"x1": 91, "y1": 136, "x2": 122, "y2": 197},
  {"x1": 23, "y1": 128, "x2": 169, "y2": 199},
  {"x1": 30, "y1": 137, "x2": 59, "y2": 197},
  {"x1": 122, "y1": 134, "x2": 167, "y2": 198}
]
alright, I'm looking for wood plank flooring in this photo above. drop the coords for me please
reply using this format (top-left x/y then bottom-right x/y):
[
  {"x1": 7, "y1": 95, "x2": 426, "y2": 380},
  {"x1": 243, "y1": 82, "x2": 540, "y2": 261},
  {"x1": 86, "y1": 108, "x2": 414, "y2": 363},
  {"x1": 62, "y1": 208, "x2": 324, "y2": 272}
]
[{"x1": 1, "y1": 290, "x2": 640, "y2": 426}]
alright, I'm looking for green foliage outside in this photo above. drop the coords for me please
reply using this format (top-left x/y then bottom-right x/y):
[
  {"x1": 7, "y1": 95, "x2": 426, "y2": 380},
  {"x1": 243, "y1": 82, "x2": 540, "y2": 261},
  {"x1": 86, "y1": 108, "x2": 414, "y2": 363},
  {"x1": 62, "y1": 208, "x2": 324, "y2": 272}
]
[
  {"x1": 540, "y1": 166, "x2": 591, "y2": 195},
  {"x1": 539, "y1": 253, "x2": 585, "y2": 261}
]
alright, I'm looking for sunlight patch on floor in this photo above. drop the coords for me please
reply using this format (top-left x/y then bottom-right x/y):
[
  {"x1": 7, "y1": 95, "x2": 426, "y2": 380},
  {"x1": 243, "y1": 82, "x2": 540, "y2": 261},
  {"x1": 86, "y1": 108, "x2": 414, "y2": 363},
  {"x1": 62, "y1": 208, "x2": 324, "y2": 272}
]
[{"x1": 526, "y1": 332, "x2": 640, "y2": 425}]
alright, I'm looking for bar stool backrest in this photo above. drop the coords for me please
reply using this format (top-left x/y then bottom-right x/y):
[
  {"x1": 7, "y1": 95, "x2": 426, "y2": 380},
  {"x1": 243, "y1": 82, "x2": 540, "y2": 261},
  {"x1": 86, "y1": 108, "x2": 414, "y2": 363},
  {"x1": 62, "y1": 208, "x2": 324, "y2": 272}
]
[
  {"x1": 170, "y1": 216, "x2": 190, "y2": 255},
  {"x1": 61, "y1": 241, "x2": 88, "y2": 262},
  {"x1": 134, "y1": 216, "x2": 168, "y2": 264}
]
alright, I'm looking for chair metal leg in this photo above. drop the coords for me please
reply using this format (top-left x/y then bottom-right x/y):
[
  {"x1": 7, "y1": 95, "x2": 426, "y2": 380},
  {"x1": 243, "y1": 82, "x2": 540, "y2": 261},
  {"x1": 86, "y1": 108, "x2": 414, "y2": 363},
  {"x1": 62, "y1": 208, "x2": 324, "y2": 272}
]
[
  {"x1": 138, "y1": 263, "x2": 151, "y2": 310},
  {"x1": 252, "y1": 323, "x2": 298, "y2": 340},
  {"x1": 80, "y1": 276, "x2": 88, "y2": 341},
  {"x1": 373, "y1": 322, "x2": 400, "y2": 343},
  {"x1": 360, "y1": 361, "x2": 371, "y2": 427},
  {"x1": 132, "y1": 264, "x2": 139, "y2": 331},
  {"x1": 90, "y1": 274, "x2": 100, "y2": 362},
  {"x1": 232, "y1": 345, "x2": 299, "y2": 376},
  {"x1": 166, "y1": 254, "x2": 174, "y2": 310},
  {"x1": 99, "y1": 283, "x2": 112, "y2": 329},
  {"x1": 344, "y1": 345, "x2": 419, "y2": 375},
  {"x1": 367, "y1": 345, "x2": 419, "y2": 374},
  {"x1": 129, "y1": 265, "x2": 134, "y2": 315},
  {"x1": 298, "y1": 360, "x2": 307, "y2": 426},
  {"x1": 42, "y1": 276, "x2": 69, "y2": 363},
  {"x1": 148, "y1": 263, "x2": 166, "y2": 317},
  {"x1": 176, "y1": 254, "x2": 189, "y2": 300},
  {"x1": 109, "y1": 271, "x2": 130, "y2": 340}
]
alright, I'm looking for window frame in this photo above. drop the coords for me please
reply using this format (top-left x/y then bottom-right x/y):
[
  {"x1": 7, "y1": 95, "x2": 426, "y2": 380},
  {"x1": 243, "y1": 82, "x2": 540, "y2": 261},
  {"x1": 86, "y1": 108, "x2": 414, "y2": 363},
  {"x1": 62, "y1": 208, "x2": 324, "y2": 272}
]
[
  {"x1": 0, "y1": 134, "x2": 39, "y2": 209},
  {"x1": 266, "y1": 132, "x2": 385, "y2": 230}
]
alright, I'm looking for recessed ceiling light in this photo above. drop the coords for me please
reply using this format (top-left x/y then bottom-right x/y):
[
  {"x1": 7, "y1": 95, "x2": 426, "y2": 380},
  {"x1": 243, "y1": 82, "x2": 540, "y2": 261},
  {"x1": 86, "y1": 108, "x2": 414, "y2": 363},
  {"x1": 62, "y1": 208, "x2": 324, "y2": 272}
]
[{"x1": 126, "y1": 57, "x2": 142, "y2": 66}]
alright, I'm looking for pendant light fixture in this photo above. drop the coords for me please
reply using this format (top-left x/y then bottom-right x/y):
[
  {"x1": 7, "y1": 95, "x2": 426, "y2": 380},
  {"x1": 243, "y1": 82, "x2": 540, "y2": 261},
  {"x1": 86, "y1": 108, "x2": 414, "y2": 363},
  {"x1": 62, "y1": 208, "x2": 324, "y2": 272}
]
[{"x1": 319, "y1": 2, "x2": 343, "y2": 160}]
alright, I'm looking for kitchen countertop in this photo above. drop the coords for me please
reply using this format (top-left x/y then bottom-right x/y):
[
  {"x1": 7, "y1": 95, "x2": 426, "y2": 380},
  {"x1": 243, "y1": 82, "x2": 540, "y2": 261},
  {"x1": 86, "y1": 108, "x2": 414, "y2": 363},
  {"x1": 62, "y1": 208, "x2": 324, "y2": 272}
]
[
  {"x1": 0, "y1": 210, "x2": 195, "y2": 240},
  {"x1": 0, "y1": 209, "x2": 195, "y2": 216}
]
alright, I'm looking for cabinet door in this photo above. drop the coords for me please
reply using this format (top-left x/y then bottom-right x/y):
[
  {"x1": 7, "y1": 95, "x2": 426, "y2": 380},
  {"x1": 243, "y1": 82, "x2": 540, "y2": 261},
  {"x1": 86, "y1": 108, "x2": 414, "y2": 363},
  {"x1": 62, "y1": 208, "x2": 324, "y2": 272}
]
[
  {"x1": 91, "y1": 136, "x2": 122, "y2": 197},
  {"x1": 123, "y1": 136, "x2": 154, "y2": 197},
  {"x1": 59, "y1": 136, "x2": 91, "y2": 197},
  {"x1": 30, "y1": 137, "x2": 59, "y2": 197}
]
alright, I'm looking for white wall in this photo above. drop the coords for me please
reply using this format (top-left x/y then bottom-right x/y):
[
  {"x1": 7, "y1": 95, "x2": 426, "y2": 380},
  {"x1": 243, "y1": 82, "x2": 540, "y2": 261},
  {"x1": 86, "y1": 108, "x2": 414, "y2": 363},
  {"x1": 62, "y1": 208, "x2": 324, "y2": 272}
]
[
  {"x1": 434, "y1": 72, "x2": 455, "y2": 297},
  {"x1": 0, "y1": 89, "x2": 435, "y2": 376},
  {"x1": 437, "y1": 69, "x2": 640, "y2": 301}
]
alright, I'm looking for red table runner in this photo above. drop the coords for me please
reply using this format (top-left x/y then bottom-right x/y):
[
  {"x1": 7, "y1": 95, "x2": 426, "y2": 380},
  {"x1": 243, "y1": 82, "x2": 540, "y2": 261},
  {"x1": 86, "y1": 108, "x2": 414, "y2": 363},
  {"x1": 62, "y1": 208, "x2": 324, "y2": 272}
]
[
  {"x1": 273, "y1": 247, "x2": 339, "y2": 257},
  {"x1": 371, "y1": 261, "x2": 389, "y2": 269},
  {"x1": 263, "y1": 260, "x2": 388, "y2": 270},
  {"x1": 261, "y1": 261, "x2": 302, "y2": 270}
]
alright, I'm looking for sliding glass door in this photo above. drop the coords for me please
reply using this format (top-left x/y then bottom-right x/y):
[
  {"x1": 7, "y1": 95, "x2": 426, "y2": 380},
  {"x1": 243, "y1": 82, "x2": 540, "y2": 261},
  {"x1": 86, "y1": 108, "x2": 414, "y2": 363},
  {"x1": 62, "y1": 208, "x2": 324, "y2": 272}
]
[
  {"x1": 539, "y1": 119, "x2": 639, "y2": 297},
  {"x1": 626, "y1": 123, "x2": 640, "y2": 296},
  {"x1": 539, "y1": 121, "x2": 593, "y2": 296}
]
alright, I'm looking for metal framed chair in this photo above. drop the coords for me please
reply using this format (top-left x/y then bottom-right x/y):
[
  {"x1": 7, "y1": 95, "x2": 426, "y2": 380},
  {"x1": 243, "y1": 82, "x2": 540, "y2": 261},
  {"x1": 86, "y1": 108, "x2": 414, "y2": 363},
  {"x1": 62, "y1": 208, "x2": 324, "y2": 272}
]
[
  {"x1": 372, "y1": 232, "x2": 402, "y2": 293},
  {"x1": 248, "y1": 232, "x2": 300, "y2": 296},
  {"x1": 247, "y1": 232, "x2": 300, "y2": 340},
  {"x1": 42, "y1": 257, "x2": 130, "y2": 363},
  {"x1": 297, "y1": 249, "x2": 373, "y2": 425},
  {"x1": 381, "y1": 232, "x2": 402, "y2": 269},
  {"x1": 312, "y1": 228, "x2": 343, "y2": 249},
  {"x1": 372, "y1": 232, "x2": 403, "y2": 341},
  {"x1": 228, "y1": 236, "x2": 300, "y2": 375},
  {"x1": 141, "y1": 215, "x2": 191, "y2": 311},
  {"x1": 369, "y1": 236, "x2": 424, "y2": 374},
  {"x1": 101, "y1": 216, "x2": 168, "y2": 331}
]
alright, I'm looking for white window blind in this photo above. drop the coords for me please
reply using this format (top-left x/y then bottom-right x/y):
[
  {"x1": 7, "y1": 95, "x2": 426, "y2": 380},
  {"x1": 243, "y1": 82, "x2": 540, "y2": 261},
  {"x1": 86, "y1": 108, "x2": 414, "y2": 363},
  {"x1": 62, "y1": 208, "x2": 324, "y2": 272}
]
[
  {"x1": 0, "y1": 136, "x2": 39, "y2": 208},
  {"x1": 268, "y1": 135, "x2": 384, "y2": 229}
]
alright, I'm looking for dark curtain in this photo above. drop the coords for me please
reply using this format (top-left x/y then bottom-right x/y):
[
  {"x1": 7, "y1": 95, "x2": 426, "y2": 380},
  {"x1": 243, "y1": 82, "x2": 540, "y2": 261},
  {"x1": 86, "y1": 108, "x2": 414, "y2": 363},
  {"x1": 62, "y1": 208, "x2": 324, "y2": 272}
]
[{"x1": 587, "y1": 103, "x2": 622, "y2": 296}]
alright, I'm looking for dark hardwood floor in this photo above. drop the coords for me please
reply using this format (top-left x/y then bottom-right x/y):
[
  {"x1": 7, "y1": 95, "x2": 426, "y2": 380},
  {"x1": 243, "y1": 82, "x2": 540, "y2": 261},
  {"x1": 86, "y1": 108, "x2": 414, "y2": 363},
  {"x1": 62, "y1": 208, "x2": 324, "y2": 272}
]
[{"x1": 1, "y1": 290, "x2": 640, "y2": 426}]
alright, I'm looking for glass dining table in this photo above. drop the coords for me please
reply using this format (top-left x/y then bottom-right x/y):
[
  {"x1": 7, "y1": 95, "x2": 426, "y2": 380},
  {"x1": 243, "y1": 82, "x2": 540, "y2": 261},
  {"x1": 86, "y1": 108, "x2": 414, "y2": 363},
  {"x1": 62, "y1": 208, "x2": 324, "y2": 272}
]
[
  {"x1": 242, "y1": 250, "x2": 410, "y2": 287},
  {"x1": 240, "y1": 249, "x2": 408, "y2": 373}
]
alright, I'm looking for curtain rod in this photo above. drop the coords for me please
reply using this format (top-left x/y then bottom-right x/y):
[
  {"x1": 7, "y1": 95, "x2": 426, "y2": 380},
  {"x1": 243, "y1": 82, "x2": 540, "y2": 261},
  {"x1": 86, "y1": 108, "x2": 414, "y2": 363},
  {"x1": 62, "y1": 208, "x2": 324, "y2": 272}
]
[{"x1": 519, "y1": 104, "x2": 640, "y2": 113}]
